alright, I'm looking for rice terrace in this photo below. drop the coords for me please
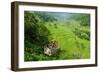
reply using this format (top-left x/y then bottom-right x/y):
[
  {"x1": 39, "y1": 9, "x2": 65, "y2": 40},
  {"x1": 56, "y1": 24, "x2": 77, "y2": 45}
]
[{"x1": 24, "y1": 11, "x2": 90, "y2": 61}]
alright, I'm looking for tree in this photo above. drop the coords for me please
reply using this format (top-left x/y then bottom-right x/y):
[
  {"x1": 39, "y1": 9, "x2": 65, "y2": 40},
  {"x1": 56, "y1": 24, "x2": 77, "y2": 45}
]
[
  {"x1": 69, "y1": 14, "x2": 90, "y2": 26},
  {"x1": 24, "y1": 11, "x2": 51, "y2": 48}
]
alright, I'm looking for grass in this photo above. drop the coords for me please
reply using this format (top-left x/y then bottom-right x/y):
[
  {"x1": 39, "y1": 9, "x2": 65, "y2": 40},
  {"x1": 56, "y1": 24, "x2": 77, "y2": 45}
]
[
  {"x1": 44, "y1": 21, "x2": 90, "y2": 59},
  {"x1": 24, "y1": 12, "x2": 90, "y2": 61},
  {"x1": 24, "y1": 20, "x2": 90, "y2": 61}
]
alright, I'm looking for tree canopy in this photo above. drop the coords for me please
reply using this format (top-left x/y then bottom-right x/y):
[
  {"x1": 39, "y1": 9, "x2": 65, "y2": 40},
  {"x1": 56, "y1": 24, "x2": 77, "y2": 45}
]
[{"x1": 24, "y1": 11, "x2": 51, "y2": 48}]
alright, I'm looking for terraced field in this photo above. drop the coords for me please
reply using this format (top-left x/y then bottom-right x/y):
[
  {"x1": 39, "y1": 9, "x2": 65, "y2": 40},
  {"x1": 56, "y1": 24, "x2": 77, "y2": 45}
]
[{"x1": 45, "y1": 21, "x2": 90, "y2": 59}]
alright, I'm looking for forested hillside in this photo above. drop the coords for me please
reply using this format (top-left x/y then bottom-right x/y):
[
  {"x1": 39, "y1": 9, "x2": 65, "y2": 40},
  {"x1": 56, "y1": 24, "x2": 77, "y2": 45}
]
[{"x1": 24, "y1": 11, "x2": 90, "y2": 61}]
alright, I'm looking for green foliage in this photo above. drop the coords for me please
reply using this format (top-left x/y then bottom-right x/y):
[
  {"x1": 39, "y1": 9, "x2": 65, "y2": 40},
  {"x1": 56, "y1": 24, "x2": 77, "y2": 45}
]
[
  {"x1": 33, "y1": 12, "x2": 57, "y2": 22},
  {"x1": 70, "y1": 14, "x2": 90, "y2": 26},
  {"x1": 24, "y1": 11, "x2": 90, "y2": 61},
  {"x1": 73, "y1": 27, "x2": 90, "y2": 40},
  {"x1": 24, "y1": 11, "x2": 64, "y2": 61},
  {"x1": 24, "y1": 11, "x2": 50, "y2": 47}
]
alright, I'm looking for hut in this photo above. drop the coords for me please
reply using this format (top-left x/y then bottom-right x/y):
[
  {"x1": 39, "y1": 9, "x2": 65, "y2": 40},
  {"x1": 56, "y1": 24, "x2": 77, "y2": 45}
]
[{"x1": 44, "y1": 40, "x2": 59, "y2": 56}]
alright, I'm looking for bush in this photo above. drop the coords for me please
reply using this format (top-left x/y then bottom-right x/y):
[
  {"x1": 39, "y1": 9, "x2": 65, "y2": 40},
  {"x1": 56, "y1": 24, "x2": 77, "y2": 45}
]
[{"x1": 73, "y1": 27, "x2": 90, "y2": 40}]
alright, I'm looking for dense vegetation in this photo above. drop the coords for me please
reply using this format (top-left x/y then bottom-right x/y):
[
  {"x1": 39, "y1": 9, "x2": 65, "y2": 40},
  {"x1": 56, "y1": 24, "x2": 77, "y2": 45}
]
[{"x1": 24, "y1": 11, "x2": 90, "y2": 61}]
